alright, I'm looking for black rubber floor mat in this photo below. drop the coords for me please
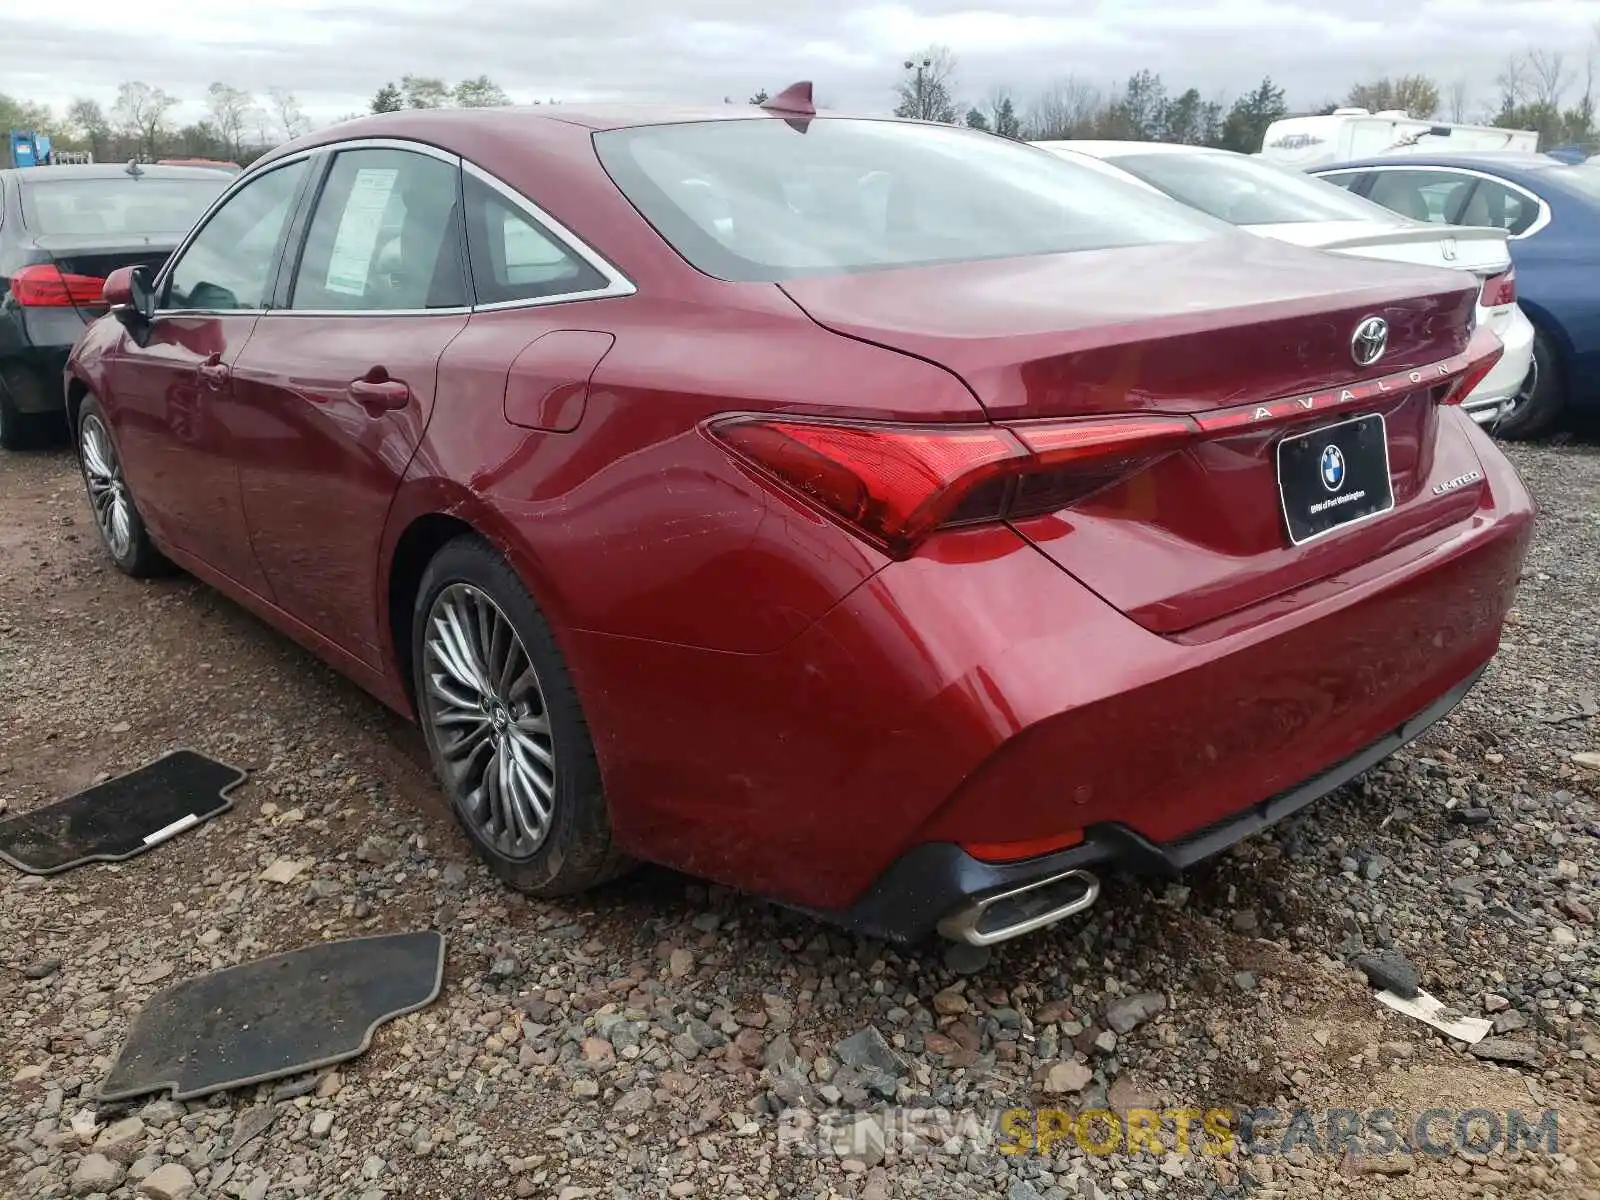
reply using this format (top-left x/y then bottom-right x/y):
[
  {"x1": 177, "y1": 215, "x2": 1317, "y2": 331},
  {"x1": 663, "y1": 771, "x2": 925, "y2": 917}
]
[
  {"x1": 0, "y1": 749, "x2": 245, "y2": 876},
  {"x1": 100, "y1": 931, "x2": 446, "y2": 1103}
]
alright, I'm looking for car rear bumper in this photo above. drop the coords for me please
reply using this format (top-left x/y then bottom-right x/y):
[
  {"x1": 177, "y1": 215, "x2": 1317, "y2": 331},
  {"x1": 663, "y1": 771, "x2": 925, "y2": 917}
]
[
  {"x1": 0, "y1": 307, "x2": 89, "y2": 415},
  {"x1": 571, "y1": 412, "x2": 1534, "y2": 933},
  {"x1": 1462, "y1": 307, "x2": 1535, "y2": 423},
  {"x1": 827, "y1": 663, "x2": 1483, "y2": 943}
]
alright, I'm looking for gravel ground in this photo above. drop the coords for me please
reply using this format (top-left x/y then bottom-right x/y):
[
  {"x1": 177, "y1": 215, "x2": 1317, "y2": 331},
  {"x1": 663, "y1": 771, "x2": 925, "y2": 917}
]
[{"x1": 1, "y1": 438, "x2": 1597, "y2": 1200}]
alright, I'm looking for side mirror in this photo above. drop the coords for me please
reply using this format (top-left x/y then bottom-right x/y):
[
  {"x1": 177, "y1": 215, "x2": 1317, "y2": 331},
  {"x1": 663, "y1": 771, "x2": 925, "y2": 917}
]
[{"x1": 105, "y1": 266, "x2": 155, "y2": 323}]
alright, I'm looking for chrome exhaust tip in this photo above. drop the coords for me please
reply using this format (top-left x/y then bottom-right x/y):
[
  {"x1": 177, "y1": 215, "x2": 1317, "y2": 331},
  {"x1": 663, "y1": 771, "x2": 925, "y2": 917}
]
[{"x1": 936, "y1": 868, "x2": 1100, "y2": 946}]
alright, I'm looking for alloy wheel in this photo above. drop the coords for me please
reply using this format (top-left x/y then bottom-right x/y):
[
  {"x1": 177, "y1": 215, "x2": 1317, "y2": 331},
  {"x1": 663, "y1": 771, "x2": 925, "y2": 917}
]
[
  {"x1": 421, "y1": 583, "x2": 557, "y2": 858},
  {"x1": 80, "y1": 414, "x2": 134, "y2": 560}
]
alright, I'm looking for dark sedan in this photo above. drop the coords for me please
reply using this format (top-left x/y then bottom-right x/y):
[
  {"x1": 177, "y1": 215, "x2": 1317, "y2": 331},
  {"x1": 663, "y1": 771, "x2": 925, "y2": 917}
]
[
  {"x1": 0, "y1": 163, "x2": 226, "y2": 448},
  {"x1": 1313, "y1": 153, "x2": 1600, "y2": 438}
]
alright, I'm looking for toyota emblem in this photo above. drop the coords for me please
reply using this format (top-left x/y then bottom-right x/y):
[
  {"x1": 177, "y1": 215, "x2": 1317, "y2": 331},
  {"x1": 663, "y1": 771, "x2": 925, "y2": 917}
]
[{"x1": 1350, "y1": 316, "x2": 1388, "y2": 368}]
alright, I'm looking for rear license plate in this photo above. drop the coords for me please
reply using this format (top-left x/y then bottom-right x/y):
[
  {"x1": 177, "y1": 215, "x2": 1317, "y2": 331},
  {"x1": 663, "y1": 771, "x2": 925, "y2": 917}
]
[{"x1": 1276, "y1": 414, "x2": 1394, "y2": 546}]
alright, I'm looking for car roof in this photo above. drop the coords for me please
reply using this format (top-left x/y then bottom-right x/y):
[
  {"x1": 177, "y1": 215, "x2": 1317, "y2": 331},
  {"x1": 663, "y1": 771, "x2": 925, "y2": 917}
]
[
  {"x1": 1039, "y1": 140, "x2": 1230, "y2": 159},
  {"x1": 1316, "y1": 152, "x2": 1568, "y2": 174},
  {"x1": 3, "y1": 163, "x2": 230, "y2": 185},
  {"x1": 312, "y1": 103, "x2": 809, "y2": 139}
]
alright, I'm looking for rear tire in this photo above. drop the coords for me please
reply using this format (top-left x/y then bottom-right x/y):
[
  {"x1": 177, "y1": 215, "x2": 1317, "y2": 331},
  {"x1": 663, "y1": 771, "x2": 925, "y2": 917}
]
[
  {"x1": 1494, "y1": 330, "x2": 1564, "y2": 441},
  {"x1": 76, "y1": 396, "x2": 169, "y2": 577},
  {"x1": 411, "y1": 535, "x2": 631, "y2": 896}
]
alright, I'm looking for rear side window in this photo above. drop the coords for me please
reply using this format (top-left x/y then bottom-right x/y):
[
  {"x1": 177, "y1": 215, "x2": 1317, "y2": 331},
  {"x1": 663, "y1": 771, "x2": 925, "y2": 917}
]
[
  {"x1": 461, "y1": 172, "x2": 608, "y2": 305},
  {"x1": 22, "y1": 177, "x2": 225, "y2": 236},
  {"x1": 166, "y1": 159, "x2": 309, "y2": 311},
  {"x1": 1459, "y1": 178, "x2": 1540, "y2": 236},
  {"x1": 1366, "y1": 170, "x2": 1475, "y2": 225},
  {"x1": 290, "y1": 148, "x2": 467, "y2": 311},
  {"x1": 594, "y1": 118, "x2": 1217, "y2": 282},
  {"x1": 1315, "y1": 172, "x2": 1364, "y2": 192}
]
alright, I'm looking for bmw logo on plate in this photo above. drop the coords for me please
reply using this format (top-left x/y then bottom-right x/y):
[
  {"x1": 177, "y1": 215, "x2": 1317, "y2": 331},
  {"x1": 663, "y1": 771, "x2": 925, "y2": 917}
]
[{"x1": 1320, "y1": 444, "x2": 1346, "y2": 492}]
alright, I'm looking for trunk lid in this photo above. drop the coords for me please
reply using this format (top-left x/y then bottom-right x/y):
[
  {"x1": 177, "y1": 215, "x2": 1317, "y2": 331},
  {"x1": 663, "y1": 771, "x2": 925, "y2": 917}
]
[
  {"x1": 27, "y1": 234, "x2": 179, "y2": 320},
  {"x1": 778, "y1": 234, "x2": 1476, "y2": 421},
  {"x1": 1245, "y1": 220, "x2": 1510, "y2": 275},
  {"x1": 780, "y1": 235, "x2": 1484, "y2": 635}
]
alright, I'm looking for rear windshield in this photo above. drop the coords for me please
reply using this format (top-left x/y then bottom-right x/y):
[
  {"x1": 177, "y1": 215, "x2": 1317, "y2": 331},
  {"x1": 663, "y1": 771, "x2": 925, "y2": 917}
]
[
  {"x1": 21, "y1": 177, "x2": 225, "y2": 236},
  {"x1": 1106, "y1": 151, "x2": 1398, "y2": 226},
  {"x1": 594, "y1": 118, "x2": 1218, "y2": 281}
]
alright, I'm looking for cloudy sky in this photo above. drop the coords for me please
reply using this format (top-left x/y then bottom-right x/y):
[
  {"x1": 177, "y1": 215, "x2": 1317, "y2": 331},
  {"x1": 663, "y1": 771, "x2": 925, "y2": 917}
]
[{"x1": 5, "y1": 0, "x2": 1600, "y2": 131}]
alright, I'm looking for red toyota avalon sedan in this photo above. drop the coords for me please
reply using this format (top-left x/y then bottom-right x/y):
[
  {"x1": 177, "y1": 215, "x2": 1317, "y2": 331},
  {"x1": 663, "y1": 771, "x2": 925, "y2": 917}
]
[{"x1": 65, "y1": 88, "x2": 1533, "y2": 945}]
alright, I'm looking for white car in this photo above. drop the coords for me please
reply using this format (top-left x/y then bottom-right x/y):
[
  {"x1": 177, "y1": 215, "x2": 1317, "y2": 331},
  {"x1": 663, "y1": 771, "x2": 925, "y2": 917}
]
[{"x1": 1034, "y1": 141, "x2": 1536, "y2": 426}]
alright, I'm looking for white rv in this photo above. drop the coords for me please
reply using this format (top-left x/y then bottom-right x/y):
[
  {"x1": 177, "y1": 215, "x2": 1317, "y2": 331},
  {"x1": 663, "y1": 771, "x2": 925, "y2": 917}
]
[{"x1": 1258, "y1": 109, "x2": 1538, "y2": 169}]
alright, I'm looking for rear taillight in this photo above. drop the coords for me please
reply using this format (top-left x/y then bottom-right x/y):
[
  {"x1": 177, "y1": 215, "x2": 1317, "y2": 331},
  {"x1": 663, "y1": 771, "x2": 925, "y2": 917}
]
[
  {"x1": 1441, "y1": 326, "x2": 1506, "y2": 406},
  {"x1": 707, "y1": 413, "x2": 1194, "y2": 557},
  {"x1": 1480, "y1": 266, "x2": 1516, "y2": 308},
  {"x1": 10, "y1": 264, "x2": 107, "y2": 308}
]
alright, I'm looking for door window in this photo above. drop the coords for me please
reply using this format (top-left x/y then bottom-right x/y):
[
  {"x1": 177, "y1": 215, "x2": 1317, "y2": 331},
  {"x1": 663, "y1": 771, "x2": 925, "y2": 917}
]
[
  {"x1": 462, "y1": 172, "x2": 608, "y2": 305},
  {"x1": 164, "y1": 159, "x2": 310, "y2": 311},
  {"x1": 1457, "y1": 178, "x2": 1541, "y2": 236},
  {"x1": 290, "y1": 148, "x2": 467, "y2": 311},
  {"x1": 1366, "y1": 170, "x2": 1475, "y2": 225}
]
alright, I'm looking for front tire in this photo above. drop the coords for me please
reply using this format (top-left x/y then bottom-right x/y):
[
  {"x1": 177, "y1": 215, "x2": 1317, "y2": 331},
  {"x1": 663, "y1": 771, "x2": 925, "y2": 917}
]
[
  {"x1": 76, "y1": 396, "x2": 168, "y2": 577},
  {"x1": 411, "y1": 535, "x2": 629, "y2": 896},
  {"x1": 1495, "y1": 330, "x2": 1564, "y2": 441}
]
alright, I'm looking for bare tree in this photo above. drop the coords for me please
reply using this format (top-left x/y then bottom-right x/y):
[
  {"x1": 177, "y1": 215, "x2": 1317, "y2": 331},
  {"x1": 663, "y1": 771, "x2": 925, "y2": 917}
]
[
  {"x1": 112, "y1": 81, "x2": 178, "y2": 161},
  {"x1": 1495, "y1": 54, "x2": 1528, "y2": 113},
  {"x1": 207, "y1": 82, "x2": 254, "y2": 159},
  {"x1": 1446, "y1": 79, "x2": 1471, "y2": 122},
  {"x1": 893, "y1": 46, "x2": 959, "y2": 123},
  {"x1": 985, "y1": 85, "x2": 1022, "y2": 138},
  {"x1": 1025, "y1": 76, "x2": 1105, "y2": 140},
  {"x1": 267, "y1": 87, "x2": 306, "y2": 141},
  {"x1": 1527, "y1": 49, "x2": 1568, "y2": 108}
]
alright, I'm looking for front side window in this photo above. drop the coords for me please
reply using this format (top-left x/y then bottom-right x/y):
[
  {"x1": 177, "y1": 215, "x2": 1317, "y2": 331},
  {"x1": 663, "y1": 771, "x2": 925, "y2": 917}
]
[
  {"x1": 165, "y1": 159, "x2": 310, "y2": 311},
  {"x1": 290, "y1": 148, "x2": 467, "y2": 311},
  {"x1": 1366, "y1": 170, "x2": 1476, "y2": 225},
  {"x1": 462, "y1": 173, "x2": 608, "y2": 304},
  {"x1": 594, "y1": 118, "x2": 1218, "y2": 282}
]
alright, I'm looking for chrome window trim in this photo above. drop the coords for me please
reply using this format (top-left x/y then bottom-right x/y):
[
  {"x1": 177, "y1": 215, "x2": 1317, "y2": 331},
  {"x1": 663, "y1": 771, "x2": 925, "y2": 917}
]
[
  {"x1": 459, "y1": 159, "x2": 636, "y2": 308},
  {"x1": 313, "y1": 137, "x2": 460, "y2": 165},
  {"x1": 260, "y1": 306, "x2": 472, "y2": 319},
  {"x1": 1311, "y1": 163, "x2": 1552, "y2": 240},
  {"x1": 152, "y1": 149, "x2": 318, "y2": 312},
  {"x1": 150, "y1": 138, "x2": 637, "y2": 322},
  {"x1": 281, "y1": 140, "x2": 468, "y2": 315},
  {"x1": 154, "y1": 308, "x2": 267, "y2": 318}
]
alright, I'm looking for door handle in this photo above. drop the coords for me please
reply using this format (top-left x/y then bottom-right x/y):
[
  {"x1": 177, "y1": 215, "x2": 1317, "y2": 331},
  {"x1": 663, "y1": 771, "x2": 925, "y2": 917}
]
[
  {"x1": 197, "y1": 360, "x2": 229, "y2": 389},
  {"x1": 349, "y1": 377, "x2": 411, "y2": 414}
]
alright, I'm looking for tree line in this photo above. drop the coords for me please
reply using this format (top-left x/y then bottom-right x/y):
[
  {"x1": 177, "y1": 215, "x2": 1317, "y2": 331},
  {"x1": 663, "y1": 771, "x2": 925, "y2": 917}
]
[
  {"x1": 892, "y1": 40, "x2": 1600, "y2": 153},
  {"x1": 0, "y1": 73, "x2": 523, "y2": 167},
  {"x1": 5, "y1": 40, "x2": 1596, "y2": 171},
  {"x1": 893, "y1": 48, "x2": 1291, "y2": 153},
  {"x1": 1, "y1": 82, "x2": 316, "y2": 166}
]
